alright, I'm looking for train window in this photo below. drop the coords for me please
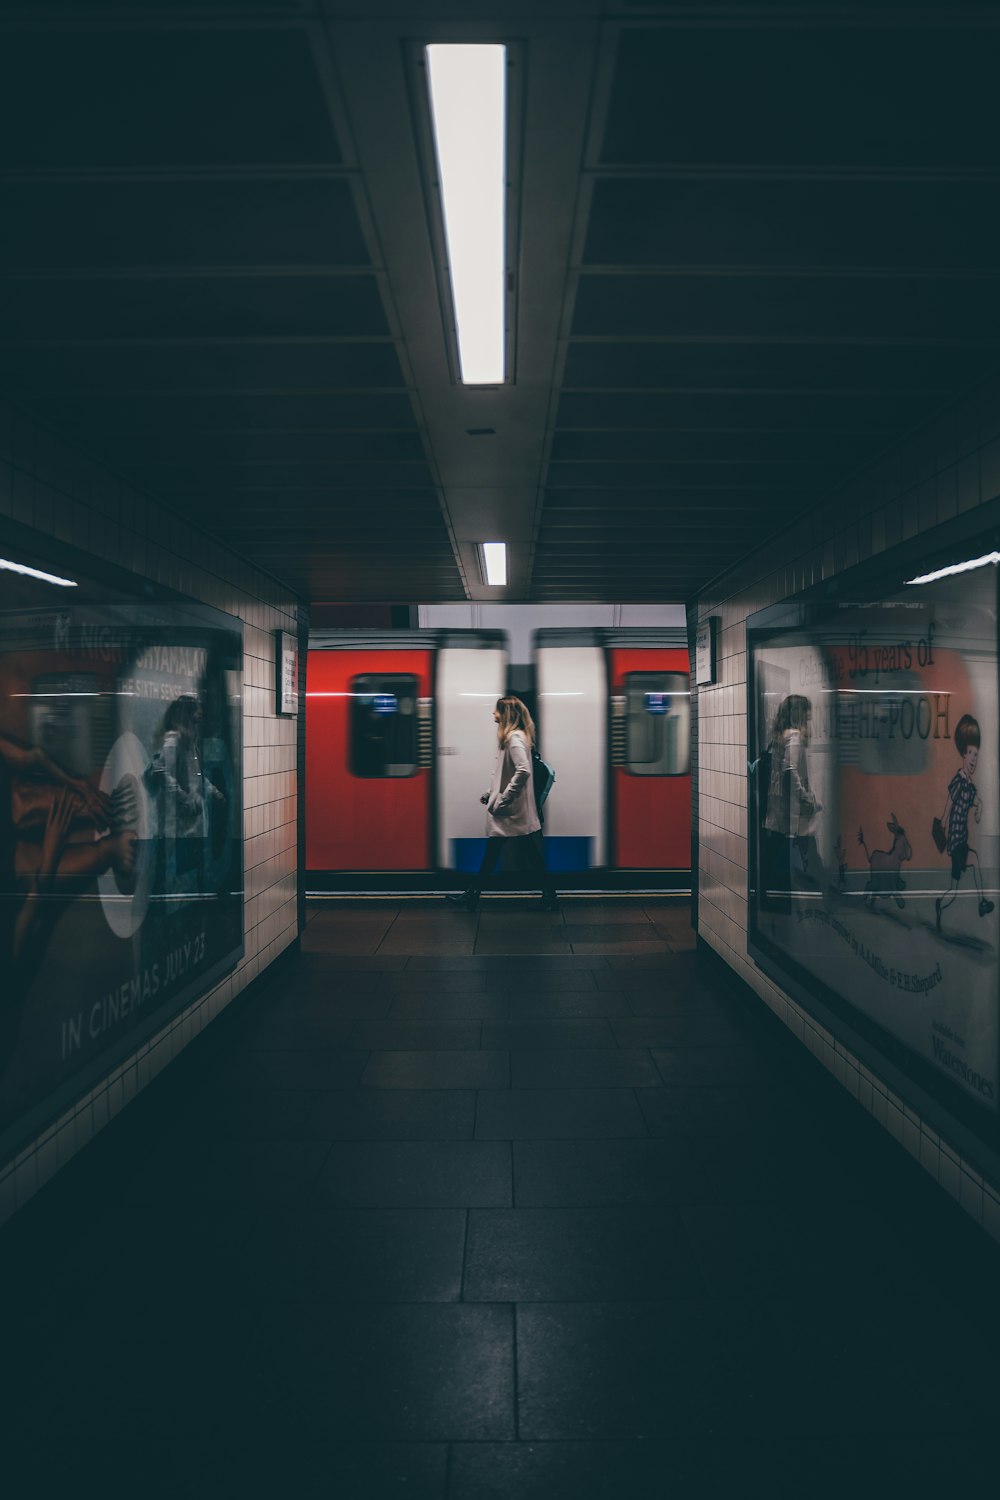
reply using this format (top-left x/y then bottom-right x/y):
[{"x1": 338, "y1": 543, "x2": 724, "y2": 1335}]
[
  {"x1": 624, "y1": 672, "x2": 690, "y2": 776},
  {"x1": 349, "y1": 674, "x2": 419, "y2": 777}
]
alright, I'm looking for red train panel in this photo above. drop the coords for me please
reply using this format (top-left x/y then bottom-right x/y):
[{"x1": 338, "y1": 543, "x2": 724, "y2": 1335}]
[
  {"x1": 306, "y1": 648, "x2": 433, "y2": 870},
  {"x1": 610, "y1": 646, "x2": 691, "y2": 869}
]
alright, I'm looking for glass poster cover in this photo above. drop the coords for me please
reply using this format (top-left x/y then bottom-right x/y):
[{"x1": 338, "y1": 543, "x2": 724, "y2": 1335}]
[
  {"x1": 0, "y1": 571, "x2": 243, "y2": 1159},
  {"x1": 748, "y1": 550, "x2": 1000, "y2": 1125}
]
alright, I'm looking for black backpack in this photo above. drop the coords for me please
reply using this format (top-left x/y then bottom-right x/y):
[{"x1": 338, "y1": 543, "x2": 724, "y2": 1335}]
[{"x1": 532, "y1": 746, "x2": 555, "y2": 824}]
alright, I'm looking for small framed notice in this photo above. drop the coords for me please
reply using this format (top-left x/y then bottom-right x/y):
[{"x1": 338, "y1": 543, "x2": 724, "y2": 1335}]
[
  {"x1": 694, "y1": 617, "x2": 718, "y2": 686},
  {"x1": 276, "y1": 630, "x2": 299, "y2": 715}
]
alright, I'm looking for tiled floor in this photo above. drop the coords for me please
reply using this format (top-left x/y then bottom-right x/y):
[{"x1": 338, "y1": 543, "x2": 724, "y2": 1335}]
[{"x1": 3, "y1": 898, "x2": 1000, "y2": 1497}]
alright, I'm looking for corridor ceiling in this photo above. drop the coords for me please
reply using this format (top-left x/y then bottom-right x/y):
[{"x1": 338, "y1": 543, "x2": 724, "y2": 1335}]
[{"x1": 2, "y1": 3, "x2": 1000, "y2": 603}]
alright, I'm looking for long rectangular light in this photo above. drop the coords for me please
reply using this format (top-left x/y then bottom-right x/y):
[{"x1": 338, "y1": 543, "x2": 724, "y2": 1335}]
[
  {"x1": 426, "y1": 43, "x2": 506, "y2": 385},
  {"x1": 0, "y1": 556, "x2": 77, "y2": 587},
  {"x1": 480, "y1": 542, "x2": 507, "y2": 586},
  {"x1": 906, "y1": 551, "x2": 1000, "y2": 586}
]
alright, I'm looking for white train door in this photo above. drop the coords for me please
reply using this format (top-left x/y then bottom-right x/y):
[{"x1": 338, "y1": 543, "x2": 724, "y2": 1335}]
[
  {"x1": 435, "y1": 635, "x2": 507, "y2": 871},
  {"x1": 534, "y1": 635, "x2": 608, "y2": 870}
]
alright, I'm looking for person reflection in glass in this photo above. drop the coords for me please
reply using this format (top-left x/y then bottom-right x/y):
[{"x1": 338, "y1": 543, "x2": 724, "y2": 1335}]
[
  {"x1": 935, "y1": 713, "x2": 994, "y2": 932},
  {"x1": 146, "y1": 694, "x2": 225, "y2": 890},
  {"x1": 763, "y1": 694, "x2": 821, "y2": 898}
]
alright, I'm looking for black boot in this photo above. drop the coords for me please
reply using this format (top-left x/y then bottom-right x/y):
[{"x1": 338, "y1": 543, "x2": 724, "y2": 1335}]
[{"x1": 446, "y1": 890, "x2": 479, "y2": 911}]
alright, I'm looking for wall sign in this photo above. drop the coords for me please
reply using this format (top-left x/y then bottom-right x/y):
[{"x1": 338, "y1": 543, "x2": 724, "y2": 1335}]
[
  {"x1": 695, "y1": 617, "x2": 717, "y2": 686},
  {"x1": 276, "y1": 630, "x2": 298, "y2": 715}
]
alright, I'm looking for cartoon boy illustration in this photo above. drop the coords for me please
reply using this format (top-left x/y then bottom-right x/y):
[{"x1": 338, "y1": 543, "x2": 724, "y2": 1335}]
[{"x1": 936, "y1": 713, "x2": 994, "y2": 932}]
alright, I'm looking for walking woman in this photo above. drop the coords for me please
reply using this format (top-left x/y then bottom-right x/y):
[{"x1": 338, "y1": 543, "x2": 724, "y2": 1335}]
[{"x1": 448, "y1": 696, "x2": 558, "y2": 912}]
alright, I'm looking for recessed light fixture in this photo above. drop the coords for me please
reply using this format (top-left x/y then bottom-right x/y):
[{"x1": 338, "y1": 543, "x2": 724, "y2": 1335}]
[
  {"x1": 0, "y1": 556, "x2": 77, "y2": 587},
  {"x1": 905, "y1": 551, "x2": 1000, "y2": 586},
  {"x1": 426, "y1": 43, "x2": 506, "y2": 385},
  {"x1": 479, "y1": 542, "x2": 508, "y2": 587}
]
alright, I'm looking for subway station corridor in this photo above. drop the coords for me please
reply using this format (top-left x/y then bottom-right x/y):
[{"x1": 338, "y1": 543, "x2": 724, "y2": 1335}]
[
  {"x1": 4, "y1": 898, "x2": 999, "y2": 1498},
  {"x1": 7, "y1": 7, "x2": 1000, "y2": 1495}
]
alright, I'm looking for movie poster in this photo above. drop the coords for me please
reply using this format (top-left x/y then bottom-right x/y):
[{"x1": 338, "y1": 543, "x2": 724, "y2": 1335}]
[
  {"x1": 749, "y1": 562, "x2": 999, "y2": 1113},
  {"x1": 0, "y1": 598, "x2": 243, "y2": 1157}
]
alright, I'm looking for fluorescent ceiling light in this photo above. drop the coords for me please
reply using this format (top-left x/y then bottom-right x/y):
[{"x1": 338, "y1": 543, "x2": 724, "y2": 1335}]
[
  {"x1": 426, "y1": 43, "x2": 506, "y2": 384},
  {"x1": 480, "y1": 542, "x2": 507, "y2": 586},
  {"x1": 0, "y1": 556, "x2": 77, "y2": 587},
  {"x1": 905, "y1": 551, "x2": 1000, "y2": 586}
]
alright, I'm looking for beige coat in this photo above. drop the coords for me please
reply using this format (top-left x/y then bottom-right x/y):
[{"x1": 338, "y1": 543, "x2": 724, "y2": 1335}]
[{"x1": 484, "y1": 729, "x2": 540, "y2": 838}]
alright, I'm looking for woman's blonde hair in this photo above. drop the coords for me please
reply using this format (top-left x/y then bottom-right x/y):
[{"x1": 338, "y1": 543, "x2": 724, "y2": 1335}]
[{"x1": 495, "y1": 695, "x2": 535, "y2": 747}]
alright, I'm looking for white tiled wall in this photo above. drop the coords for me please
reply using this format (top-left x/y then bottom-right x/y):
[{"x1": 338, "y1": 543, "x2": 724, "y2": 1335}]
[
  {"x1": 0, "y1": 401, "x2": 301, "y2": 1226},
  {"x1": 691, "y1": 377, "x2": 1000, "y2": 1247}
]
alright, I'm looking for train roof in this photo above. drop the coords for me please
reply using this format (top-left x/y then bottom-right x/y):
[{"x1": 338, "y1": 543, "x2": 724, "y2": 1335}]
[
  {"x1": 309, "y1": 628, "x2": 507, "y2": 651},
  {"x1": 532, "y1": 627, "x2": 689, "y2": 650}
]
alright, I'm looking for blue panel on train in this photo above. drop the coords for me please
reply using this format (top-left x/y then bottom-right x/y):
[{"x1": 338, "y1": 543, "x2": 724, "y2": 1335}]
[
  {"x1": 543, "y1": 837, "x2": 593, "y2": 871},
  {"x1": 451, "y1": 837, "x2": 593, "y2": 873}
]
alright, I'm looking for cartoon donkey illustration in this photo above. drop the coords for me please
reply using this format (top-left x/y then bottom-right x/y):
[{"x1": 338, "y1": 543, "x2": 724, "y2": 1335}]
[{"x1": 857, "y1": 815, "x2": 912, "y2": 909}]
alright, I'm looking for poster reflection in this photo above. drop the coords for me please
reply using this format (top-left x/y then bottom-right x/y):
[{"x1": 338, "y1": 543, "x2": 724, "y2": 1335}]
[
  {"x1": 0, "y1": 598, "x2": 242, "y2": 1155},
  {"x1": 750, "y1": 559, "x2": 999, "y2": 1115}
]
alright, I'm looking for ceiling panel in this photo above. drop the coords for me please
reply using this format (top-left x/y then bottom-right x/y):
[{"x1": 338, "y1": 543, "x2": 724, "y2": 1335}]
[
  {"x1": 16, "y1": 391, "x2": 420, "y2": 432},
  {"x1": 2, "y1": 5, "x2": 998, "y2": 605},
  {"x1": 0, "y1": 180, "x2": 372, "y2": 271},
  {"x1": 560, "y1": 342, "x2": 994, "y2": 393},
  {"x1": 1, "y1": 338, "x2": 403, "y2": 393},
  {"x1": 584, "y1": 178, "x2": 1000, "y2": 272},
  {"x1": 0, "y1": 28, "x2": 338, "y2": 168},
  {"x1": 549, "y1": 429, "x2": 876, "y2": 464},
  {"x1": 0, "y1": 274, "x2": 386, "y2": 343},
  {"x1": 570, "y1": 274, "x2": 1000, "y2": 342},
  {"x1": 601, "y1": 26, "x2": 1000, "y2": 169},
  {"x1": 555, "y1": 391, "x2": 926, "y2": 434}
]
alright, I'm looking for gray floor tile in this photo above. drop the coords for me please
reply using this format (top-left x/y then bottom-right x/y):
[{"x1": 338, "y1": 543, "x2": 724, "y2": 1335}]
[
  {"x1": 236, "y1": 1013, "x2": 356, "y2": 1051},
  {"x1": 506, "y1": 990, "x2": 631, "y2": 1019},
  {"x1": 510, "y1": 1048, "x2": 661, "y2": 1088},
  {"x1": 464, "y1": 1206, "x2": 702, "y2": 1301},
  {"x1": 378, "y1": 971, "x2": 488, "y2": 993},
  {"x1": 350, "y1": 1019, "x2": 482, "y2": 1050},
  {"x1": 651, "y1": 1044, "x2": 781, "y2": 1087},
  {"x1": 561, "y1": 923, "x2": 666, "y2": 943},
  {"x1": 387, "y1": 993, "x2": 509, "y2": 1021},
  {"x1": 488, "y1": 968, "x2": 600, "y2": 993},
  {"x1": 216, "y1": 1048, "x2": 369, "y2": 1092},
  {"x1": 610, "y1": 1014, "x2": 747, "y2": 1048},
  {"x1": 516, "y1": 1301, "x2": 714, "y2": 1439},
  {"x1": 362, "y1": 1049, "x2": 509, "y2": 1089},
  {"x1": 513, "y1": 1138, "x2": 705, "y2": 1206},
  {"x1": 571, "y1": 940, "x2": 671, "y2": 955},
  {"x1": 125, "y1": 1138, "x2": 331, "y2": 1209},
  {"x1": 312, "y1": 1140, "x2": 512, "y2": 1207},
  {"x1": 474, "y1": 936, "x2": 574, "y2": 955},
  {"x1": 237, "y1": 1208, "x2": 467, "y2": 1301},
  {"x1": 305, "y1": 1088, "x2": 476, "y2": 1141},
  {"x1": 254, "y1": 1302, "x2": 515, "y2": 1439},
  {"x1": 448, "y1": 1441, "x2": 680, "y2": 1500},
  {"x1": 483, "y1": 1019, "x2": 616, "y2": 1049},
  {"x1": 474, "y1": 1088, "x2": 646, "y2": 1140}
]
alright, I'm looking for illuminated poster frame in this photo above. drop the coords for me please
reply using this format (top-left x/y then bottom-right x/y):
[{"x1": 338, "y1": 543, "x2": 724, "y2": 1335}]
[
  {"x1": 747, "y1": 512, "x2": 1000, "y2": 1174},
  {"x1": 0, "y1": 529, "x2": 244, "y2": 1165}
]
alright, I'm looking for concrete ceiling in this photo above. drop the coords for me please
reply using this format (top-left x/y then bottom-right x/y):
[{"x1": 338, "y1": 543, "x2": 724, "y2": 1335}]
[{"x1": 2, "y1": 3, "x2": 1000, "y2": 603}]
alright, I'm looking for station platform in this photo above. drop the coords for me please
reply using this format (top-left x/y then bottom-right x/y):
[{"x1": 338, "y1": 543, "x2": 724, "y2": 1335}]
[{"x1": 4, "y1": 898, "x2": 999, "y2": 1497}]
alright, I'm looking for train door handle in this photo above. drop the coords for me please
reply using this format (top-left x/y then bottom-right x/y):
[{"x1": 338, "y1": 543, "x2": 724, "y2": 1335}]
[
  {"x1": 417, "y1": 697, "x2": 434, "y2": 769},
  {"x1": 610, "y1": 694, "x2": 627, "y2": 766}
]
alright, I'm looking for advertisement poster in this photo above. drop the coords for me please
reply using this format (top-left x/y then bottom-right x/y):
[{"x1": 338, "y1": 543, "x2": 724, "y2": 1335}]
[
  {"x1": 0, "y1": 596, "x2": 243, "y2": 1157},
  {"x1": 749, "y1": 561, "x2": 999, "y2": 1115}
]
